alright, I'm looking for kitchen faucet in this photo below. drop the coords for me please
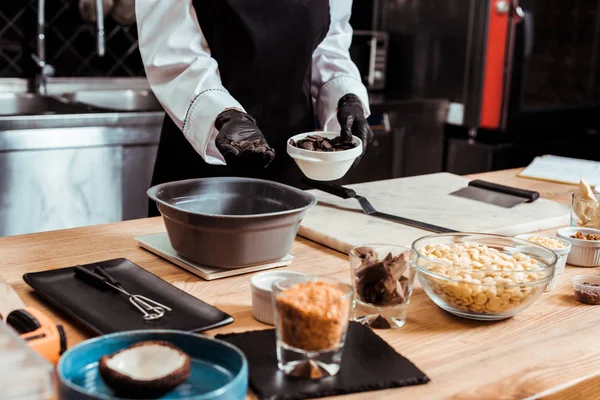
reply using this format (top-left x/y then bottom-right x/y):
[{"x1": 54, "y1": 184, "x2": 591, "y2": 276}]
[
  {"x1": 95, "y1": 0, "x2": 105, "y2": 57},
  {"x1": 33, "y1": 0, "x2": 105, "y2": 94},
  {"x1": 33, "y1": 0, "x2": 54, "y2": 95}
]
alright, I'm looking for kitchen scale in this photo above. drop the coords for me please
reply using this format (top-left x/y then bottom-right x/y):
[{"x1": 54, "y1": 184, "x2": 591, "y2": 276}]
[{"x1": 136, "y1": 233, "x2": 294, "y2": 281}]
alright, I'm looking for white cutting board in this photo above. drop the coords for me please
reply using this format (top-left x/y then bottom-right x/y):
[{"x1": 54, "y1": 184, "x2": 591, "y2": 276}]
[{"x1": 298, "y1": 173, "x2": 571, "y2": 254}]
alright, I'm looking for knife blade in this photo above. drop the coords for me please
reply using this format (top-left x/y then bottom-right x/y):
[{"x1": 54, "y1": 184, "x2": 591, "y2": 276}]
[{"x1": 366, "y1": 210, "x2": 458, "y2": 233}]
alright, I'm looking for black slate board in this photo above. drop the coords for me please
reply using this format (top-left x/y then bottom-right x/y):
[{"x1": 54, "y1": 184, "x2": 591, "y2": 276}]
[
  {"x1": 24, "y1": 258, "x2": 233, "y2": 334},
  {"x1": 217, "y1": 321, "x2": 429, "y2": 400}
]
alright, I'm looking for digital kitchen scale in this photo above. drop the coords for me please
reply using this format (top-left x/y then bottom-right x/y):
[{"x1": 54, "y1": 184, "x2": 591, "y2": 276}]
[{"x1": 136, "y1": 233, "x2": 294, "y2": 281}]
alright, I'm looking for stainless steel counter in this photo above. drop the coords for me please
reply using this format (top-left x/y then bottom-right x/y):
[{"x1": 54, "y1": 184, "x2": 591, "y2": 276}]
[
  {"x1": 0, "y1": 112, "x2": 163, "y2": 151},
  {"x1": 0, "y1": 82, "x2": 165, "y2": 237}
]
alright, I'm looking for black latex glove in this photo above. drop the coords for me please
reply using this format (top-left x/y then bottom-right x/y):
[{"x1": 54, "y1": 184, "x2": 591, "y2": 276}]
[
  {"x1": 337, "y1": 93, "x2": 373, "y2": 167},
  {"x1": 215, "y1": 109, "x2": 275, "y2": 170}
]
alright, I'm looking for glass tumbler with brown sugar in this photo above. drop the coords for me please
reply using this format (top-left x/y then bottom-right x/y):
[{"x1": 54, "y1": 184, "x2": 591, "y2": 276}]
[
  {"x1": 349, "y1": 244, "x2": 416, "y2": 329},
  {"x1": 272, "y1": 276, "x2": 352, "y2": 379}
]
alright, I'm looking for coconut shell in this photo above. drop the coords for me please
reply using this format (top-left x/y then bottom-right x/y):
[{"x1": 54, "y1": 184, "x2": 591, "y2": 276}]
[{"x1": 98, "y1": 340, "x2": 191, "y2": 399}]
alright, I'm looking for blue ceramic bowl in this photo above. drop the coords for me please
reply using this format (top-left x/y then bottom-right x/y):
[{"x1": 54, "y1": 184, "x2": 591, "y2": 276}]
[{"x1": 58, "y1": 330, "x2": 248, "y2": 400}]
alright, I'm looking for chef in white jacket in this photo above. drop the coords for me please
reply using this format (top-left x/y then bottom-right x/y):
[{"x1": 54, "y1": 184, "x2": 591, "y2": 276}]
[{"x1": 136, "y1": 0, "x2": 372, "y2": 216}]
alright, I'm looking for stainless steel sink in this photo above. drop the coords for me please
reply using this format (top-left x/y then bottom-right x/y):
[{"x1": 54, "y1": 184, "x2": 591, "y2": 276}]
[
  {"x1": 0, "y1": 93, "x2": 87, "y2": 116},
  {"x1": 58, "y1": 90, "x2": 163, "y2": 112}
]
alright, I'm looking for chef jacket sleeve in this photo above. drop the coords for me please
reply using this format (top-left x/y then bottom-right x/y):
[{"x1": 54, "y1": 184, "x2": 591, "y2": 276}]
[
  {"x1": 136, "y1": 0, "x2": 242, "y2": 165},
  {"x1": 311, "y1": 0, "x2": 371, "y2": 132}
]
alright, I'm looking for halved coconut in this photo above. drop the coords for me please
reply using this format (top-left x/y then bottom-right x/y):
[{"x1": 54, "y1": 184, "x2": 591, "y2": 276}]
[{"x1": 98, "y1": 340, "x2": 191, "y2": 398}]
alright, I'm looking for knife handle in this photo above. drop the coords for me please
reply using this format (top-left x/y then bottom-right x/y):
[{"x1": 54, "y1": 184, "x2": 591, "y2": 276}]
[
  {"x1": 94, "y1": 266, "x2": 121, "y2": 287},
  {"x1": 301, "y1": 178, "x2": 356, "y2": 199},
  {"x1": 469, "y1": 180, "x2": 540, "y2": 202}
]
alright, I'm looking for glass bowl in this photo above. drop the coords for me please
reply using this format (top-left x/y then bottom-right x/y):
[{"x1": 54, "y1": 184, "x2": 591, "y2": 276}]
[{"x1": 411, "y1": 233, "x2": 558, "y2": 321}]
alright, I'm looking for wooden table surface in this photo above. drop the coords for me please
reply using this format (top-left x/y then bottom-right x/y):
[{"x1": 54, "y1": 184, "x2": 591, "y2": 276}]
[{"x1": 2, "y1": 168, "x2": 598, "y2": 399}]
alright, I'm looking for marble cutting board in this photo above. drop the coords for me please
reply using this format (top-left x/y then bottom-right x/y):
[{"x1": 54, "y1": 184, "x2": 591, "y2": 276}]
[{"x1": 298, "y1": 172, "x2": 571, "y2": 254}]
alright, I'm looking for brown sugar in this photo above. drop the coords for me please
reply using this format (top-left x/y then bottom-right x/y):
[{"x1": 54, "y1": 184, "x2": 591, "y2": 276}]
[{"x1": 275, "y1": 281, "x2": 350, "y2": 351}]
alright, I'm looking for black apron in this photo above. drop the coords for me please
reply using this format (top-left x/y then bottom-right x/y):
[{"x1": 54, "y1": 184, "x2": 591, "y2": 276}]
[{"x1": 148, "y1": 0, "x2": 331, "y2": 217}]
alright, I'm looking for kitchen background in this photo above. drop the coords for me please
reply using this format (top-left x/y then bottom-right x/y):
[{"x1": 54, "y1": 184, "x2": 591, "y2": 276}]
[{"x1": 0, "y1": 0, "x2": 599, "y2": 237}]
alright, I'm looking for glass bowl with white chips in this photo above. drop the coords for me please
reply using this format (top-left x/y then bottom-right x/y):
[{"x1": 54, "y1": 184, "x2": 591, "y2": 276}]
[{"x1": 411, "y1": 233, "x2": 557, "y2": 321}]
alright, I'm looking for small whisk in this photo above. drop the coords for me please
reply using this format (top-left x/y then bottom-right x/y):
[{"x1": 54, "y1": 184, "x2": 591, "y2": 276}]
[{"x1": 74, "y1": 265, "x2": 171, "y2": 321}]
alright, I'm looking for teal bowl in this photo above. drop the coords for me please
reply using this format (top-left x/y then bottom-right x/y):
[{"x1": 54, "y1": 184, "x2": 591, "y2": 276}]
[{"x1": 58, "y1": 330, "x2": 248, "y2": 400}]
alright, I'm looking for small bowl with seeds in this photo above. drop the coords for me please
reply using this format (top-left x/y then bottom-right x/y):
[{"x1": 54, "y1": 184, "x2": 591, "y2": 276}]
[
  {"x1": 572, "y1": 274, "x2": 600, "y2": 305},
  {"x1": 287, "y1": 131, "x2": 362, "y2": 181},
  {"x1": 515, "y1": 234, "x2": 571, "y2": 291}
]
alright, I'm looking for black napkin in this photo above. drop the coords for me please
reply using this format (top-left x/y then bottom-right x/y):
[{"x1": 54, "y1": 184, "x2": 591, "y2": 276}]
[{"x1": 216, "y1": 321, "x2": 429, "y2": 400}]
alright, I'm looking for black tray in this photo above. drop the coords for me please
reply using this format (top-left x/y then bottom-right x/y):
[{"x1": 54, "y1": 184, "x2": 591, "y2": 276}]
[{"x1": 23, "y1": 258, "x2": 233, "y2": 334}]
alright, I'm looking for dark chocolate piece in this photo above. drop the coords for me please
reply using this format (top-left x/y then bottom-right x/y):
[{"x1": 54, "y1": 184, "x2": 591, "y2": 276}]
[
  {"x1": 288, "y1": 360, "x2": 325, "y2": 379},
  {"x1": 367, "y1": 315, "x2": 393, "y2": 329},
  {"x1": 355, "y1": 249, "x2": 411, "y2": 306}
]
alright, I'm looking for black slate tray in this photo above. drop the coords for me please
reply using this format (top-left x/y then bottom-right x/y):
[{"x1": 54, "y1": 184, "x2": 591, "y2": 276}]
[
  {"x1": 23, "y1": 258, "x2": 233, "y2": 334},
  {"x1": 217, "y1": 322, "x2": 430, "y2": 400}
]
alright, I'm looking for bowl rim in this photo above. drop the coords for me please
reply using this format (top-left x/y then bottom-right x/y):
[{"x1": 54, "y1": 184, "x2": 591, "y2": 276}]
[
  {"x1": 572, "y1": 274, "x2": 600, "y2": 287},
  {"x1": 286, "y1": 131, "x2": 363, "y2": 159},
  {"x1": 147, "y1": 177, "x2": 317, "y2": 219},
  {"x1": 250, "y1": 270, "x2": 308, "y2": 295},
  {"x1": 349, "y1": 243, "x2": 414, "y2": 255},
  {"x1": 557, "y1": 227, "x2": 600, "y2": 247},
  {"x1": 57, "y1": 329, "x2": 248, "y2": 400},
  {"x1": 288, "y1": 131, "x2": 362, "y2": 150},
  {"x1": 272, "y1": 274, "x2": 354, "y2": 300},
  {"x1": 514, "y1": 233, "x2": 572, "y2": 253},
  {"x1": 410, "y1": 232, "x2": 558, "y2": 281}
]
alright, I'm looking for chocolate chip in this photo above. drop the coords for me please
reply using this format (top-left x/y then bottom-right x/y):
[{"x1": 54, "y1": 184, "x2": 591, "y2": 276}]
[
  {"x1": 300, "y1": 141, "x2": 316, "y2": 151},
  {"x1": 321, "y1": 141, "x2": 333, "y2": 151}
]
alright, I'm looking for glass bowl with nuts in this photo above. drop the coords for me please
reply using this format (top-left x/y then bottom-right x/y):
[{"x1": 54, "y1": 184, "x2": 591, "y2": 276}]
[{"x1": 411, "y1": 233, "x2": 558, "y2": 321}]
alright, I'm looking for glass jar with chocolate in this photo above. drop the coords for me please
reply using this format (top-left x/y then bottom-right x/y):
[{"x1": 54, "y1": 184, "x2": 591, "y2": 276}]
[
  {"x1": 349, "y1": 244, "x2": 416, "y2": 329},
  {"x1": 272, "y1": 276, "x2": 352, "y2": 379}
]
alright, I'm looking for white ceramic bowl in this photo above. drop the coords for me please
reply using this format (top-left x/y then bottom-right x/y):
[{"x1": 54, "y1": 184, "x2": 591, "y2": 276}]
[
  {"x1": 250, "y1": 270, "x2": 307, "y2": 325},
  {"x1": 287, "y1": 131, "x2": 362, "y2": 181},
  {"x1": 515, "y1": 233, "x2": 572, "y2": 291},
  {"x1": 556, "y1": 227, "x2": 600, "y2": 267}
]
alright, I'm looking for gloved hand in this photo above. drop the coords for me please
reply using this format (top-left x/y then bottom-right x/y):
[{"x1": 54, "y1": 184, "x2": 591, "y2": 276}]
[
  {"x1": 215, "y1": 109, "x2": 276, "y2": 170},
  {"x1": 337, "y1": 93, "x2": 373, "y2": 166}
]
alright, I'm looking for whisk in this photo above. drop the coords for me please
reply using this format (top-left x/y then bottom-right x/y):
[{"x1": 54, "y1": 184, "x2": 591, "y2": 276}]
[{"x1": 74, "y1": 265, "x2": 171, "y2": 321}]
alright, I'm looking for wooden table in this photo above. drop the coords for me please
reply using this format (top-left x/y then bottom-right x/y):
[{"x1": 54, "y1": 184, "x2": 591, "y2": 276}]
[{"x1": 2, "y1": 169, "x2": 599, "y2": 399}]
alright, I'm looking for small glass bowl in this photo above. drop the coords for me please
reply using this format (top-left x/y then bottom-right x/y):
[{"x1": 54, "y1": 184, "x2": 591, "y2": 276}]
[
  {"x1": 572, "y1": 274, "x2": 600, "y2": 305},
  {"x1": 411, "y1": 233, "x2": 557, "y2": 321},
  {"x1": 349, "y1": 244, "x2": 416, "y2": 329},
  {"x1": 272, "y1": 276, "x2": 353, "y2": 378}
]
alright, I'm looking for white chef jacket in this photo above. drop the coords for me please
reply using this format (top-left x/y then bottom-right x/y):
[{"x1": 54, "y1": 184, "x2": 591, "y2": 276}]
[{"x1": 136, "y1": 0, "x2": 370, "y2": 166}]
